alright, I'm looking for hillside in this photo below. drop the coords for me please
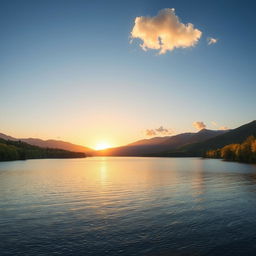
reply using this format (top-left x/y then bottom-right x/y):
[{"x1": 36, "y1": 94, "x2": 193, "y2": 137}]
[
  {"x1": 153, "y1": 120, "x2": 256, "y2": 157},
  {"x1": 0, "y1": 138, "x2": 86, "y2": 161},
  {"x1": 128, "y1": 136, "x2": 172, "y2": 146},
  {"x1": 0, "y1": 133, "x2": 94, "y2": 155},
  {"x1": 179, "y1": 120, "x2": 256, "y2": 156},
  {"x1": 96, "y1": 129, "x2": 227, "y2": 156},
  {"x1": 206, "y1": 136, "x2": 256, "y2": 163}
]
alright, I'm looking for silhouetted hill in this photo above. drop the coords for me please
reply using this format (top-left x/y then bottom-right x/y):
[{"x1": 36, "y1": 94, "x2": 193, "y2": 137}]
[
  {"x1": 206, "y1": 136, "x2": 256, "y2": 163},
  {"x1": 128, "y1": 136, "x2": 172, "y2": 146},
  {"x1": 0, "y1": 133, "x2": 94, "y2": 155},
  {"x1": 97, "y1": 129, "x2": 227, "y2": 156},
  {"x1": 178, "y1": 120, "x2": 256, "y2": 156},
  {"x1": 0, "y1": 138, "x2": 86, "y2": 161},
  {"x1": 161, "y1": 129, "x2": 227, "y2": 147},
  {"x1": 154, "y1": 120, "x2": 256, "y2": 157},
  {"x1": 0, "y1": 133, "x2": 16, "y2": 141}
]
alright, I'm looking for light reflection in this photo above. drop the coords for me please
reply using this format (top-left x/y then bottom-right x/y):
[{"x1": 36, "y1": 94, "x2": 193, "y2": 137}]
[{"x1": 99, "y1": 157, "x2": 107, "y2": 185}]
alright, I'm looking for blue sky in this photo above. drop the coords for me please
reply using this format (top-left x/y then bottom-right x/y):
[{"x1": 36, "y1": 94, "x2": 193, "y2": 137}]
[{"x1": 1, "y1": 0, "x2": 255, "y2": 148}]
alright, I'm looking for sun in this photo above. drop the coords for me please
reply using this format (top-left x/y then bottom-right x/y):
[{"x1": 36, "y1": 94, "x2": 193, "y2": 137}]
[{"x1": 94, "y1": 142, "x2": 111, "y2": 151}]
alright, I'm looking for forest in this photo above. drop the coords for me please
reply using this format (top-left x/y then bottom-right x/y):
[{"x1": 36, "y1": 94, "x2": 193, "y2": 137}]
[
  {"x1": 206, "y1": 136, "x2": 256, "y2": 163},
  {"x1": 0, "y1": 138, "x2": 86, "y2": 161}
]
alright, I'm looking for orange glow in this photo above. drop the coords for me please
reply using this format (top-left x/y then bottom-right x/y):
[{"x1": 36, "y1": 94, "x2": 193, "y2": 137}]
[{"x1": 94, "y1": 142, "x2": 112, "y2": 151}]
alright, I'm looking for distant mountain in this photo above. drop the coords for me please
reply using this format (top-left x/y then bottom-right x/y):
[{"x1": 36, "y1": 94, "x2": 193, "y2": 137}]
[
  {"x1": 160, "y1": 129, "x2": 228, "y2": 148},
  {"x1": 177, "y1": 120, "x2": 256, "y2": 156},
  {"x1": 0, "y1": 133, "x2": 16, "y2": 141},
  {"x1": 3, "y1": 120, "x2": 254, "y2": 159},
  {"x1": 206, "y1": 136, "x2": 256, "y2": 163},
  {"x1": 96, "y1": 129, "x2": 228, "y2": 156},
  {"x1": 128, "y1": 136, "x2": 172, "y2": 146},
  {"x1": 0, "y1": 137, "x2": 86, "y2": 161},
  {"x1": 0, "y1": 133, "x2": 94, "y2": 155}
]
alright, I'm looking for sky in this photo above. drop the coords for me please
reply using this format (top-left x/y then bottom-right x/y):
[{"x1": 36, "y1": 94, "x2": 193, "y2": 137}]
[{"x1": 1, "y1": 0, "x2": 256, "y2": 149}]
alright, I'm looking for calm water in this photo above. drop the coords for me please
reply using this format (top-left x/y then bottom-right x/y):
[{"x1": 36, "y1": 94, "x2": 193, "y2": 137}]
[{"x1": 1, "y1": 157, "x2": 256, "y2": 256}]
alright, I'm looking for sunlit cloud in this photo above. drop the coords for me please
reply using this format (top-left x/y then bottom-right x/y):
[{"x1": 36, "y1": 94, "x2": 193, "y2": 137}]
[
  {"x1": 193, "y1": 121, "x2": 206, "y2": 130},
  {"x1": 130, "y1": 8, "x2": 202, "y2": 54},
  {"x1": 211, "y1": 121, "x2": 218, "y2": 127},
  {"x1": 219, "y1": 126, "x2": 229, "y2": 130},
  {"x1": 155, "y1": 126, "x2": 172, "y2": 135},
  {"x1": 211, "y1": 121, "x2": 229, "y2": 130},
  {"x1": 145, "y1": 129, "x2": 157, "y2": 136},
  {"x1": 207, "y1": 37, "x2": 218, "y2": 45},
  {"x1": 145, "y1": 126, "x2": 172, "y2": 136}
]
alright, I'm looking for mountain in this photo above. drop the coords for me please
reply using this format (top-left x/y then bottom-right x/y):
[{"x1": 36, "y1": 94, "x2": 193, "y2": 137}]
[
  {"x1": 96, "y1": 129, "x2": 227, "y2": 156},
  {"x1": 206, "y1": 136, "x2": 256, "y2": 163},
  {"x1": 177, "y1": 120, "x2": 256, "y2": 156},
  {"x1": 160, "y1": 129, "x2": 227, "y2": 148},
  {"x1": 21, "y1": 138, "x2": 93, "y2": 154},
  {"x1": 128, "y1": 136, "x2": 172, "y2": 146},
  {"x1": 0, "y1": 133, "x2": 94, "y2": 155},
  {"x1": 0, "y1": 133, "x2": 16, "y2": 141},
  {"x1": 3, "y1": 120, "x2": 254, "y2": 159},
  {"x1": 0, "y1": 138, "x2": 86, "y2": 161}
]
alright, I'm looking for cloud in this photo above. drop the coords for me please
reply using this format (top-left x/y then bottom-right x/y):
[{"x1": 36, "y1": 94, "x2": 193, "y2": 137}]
[
  {"x1": 207, "y1": 37, "x2": 218, "y2": 45},
  {"x1": 155, "y1": 126, "x2": 173, "y2": 135},
  {"x1": 219, "y1": 126, "x2": 229, "y2": 130},
  {"x1": 211, "y1": 121, "x2": 229, "y2": 130},
  {"x1": 145, "y1": 129, "x2": 157, "y2": 136},
  {"x1": 145, "y1": 126, "x2": 172, "y2": 136},
  {"x1": 130, "y1": 8, "x2": 202, "y2": 54},
  {"x1": 211, "y1": 121, "x2": 218, "y2": 127},
  {"x1": 193, "y1": 121, "x2": 206, "y2": 130}
]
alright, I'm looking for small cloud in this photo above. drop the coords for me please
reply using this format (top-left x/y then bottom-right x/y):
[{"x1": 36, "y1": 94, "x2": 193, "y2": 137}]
[
  {"x1": 211, "y1": 121, "x2": 217, "y2": 127},
  {"x1": 130, "y1": 8, "x2": 202, "y2": 54},
  {"x1": 155, "y1": 126, "x2": 173, "y2": 135},
  {"x1": 145, "y1": 129, "x2": 157, "y2": 136},
  {"x1": 193, "y1": 121, "x2": 206, "y2": 130},
  {"x1": 219, "y1": 126, "x2": 229, "y2": 130},
  {"x1": 207, "y1": 37, "x2": 218, "y2": 45},
  {"x1": 145, "y1": 126, "x2": 172, "y2": 136},
  {"x1": 211, "y1": 121, "x2": 229, "y2": 130}
]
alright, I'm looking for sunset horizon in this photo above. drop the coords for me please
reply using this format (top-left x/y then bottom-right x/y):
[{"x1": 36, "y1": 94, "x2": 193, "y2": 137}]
[
  {"x1": 1, "y1": 1, "x2": 256, "y2": 256},
  {"x1": 0, "y1": 120, "x2": 249, "y2": 151},
  {"x1": 1, "y1": 1, "x2": 255, "y2": 150}
]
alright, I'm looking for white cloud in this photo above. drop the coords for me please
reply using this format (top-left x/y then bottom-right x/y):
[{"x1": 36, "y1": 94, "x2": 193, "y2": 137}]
[
  {"x1": 155, "y1": 126, "x2": 172, "y2": 135},
  {"x1": 145, "y1": 129, "x2": 157, "y2": 136},
  {"x1": 211, "y1": 121, "x2": 228, "y2": 130},
  {"x1": 219, "y1": 126, "x2": 229, "y2": 130},
  {"x1": 207, "y1": 37, "x2": 218, "y2": 45},
  {"x1": 145, "y1": 126, "x2": 172, "y2": 136},
  {"x1": 193, "y1": 121, "x2": 206, "y2": 130},
  {"x1": 130, "y1": 8, "x2": 202, "y2": 54},
  {"x1": 211, "y1": 121, "x2": 218, "y2": 127}
]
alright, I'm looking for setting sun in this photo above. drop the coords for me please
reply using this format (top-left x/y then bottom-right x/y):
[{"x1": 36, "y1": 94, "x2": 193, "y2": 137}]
[{"x1": 94, "y1": 142, "x2": 111, "y2": 151}]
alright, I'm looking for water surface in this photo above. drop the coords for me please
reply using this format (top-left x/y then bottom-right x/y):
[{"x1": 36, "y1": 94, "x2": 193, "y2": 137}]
[{"x1": 1, "y1": 157, "x2": 256, "y2": 256}]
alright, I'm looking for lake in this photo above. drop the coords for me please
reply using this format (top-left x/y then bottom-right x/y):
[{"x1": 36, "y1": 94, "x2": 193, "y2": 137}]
[{"x1": 1, "y1": 157, "x2": 256, "y2": 256}]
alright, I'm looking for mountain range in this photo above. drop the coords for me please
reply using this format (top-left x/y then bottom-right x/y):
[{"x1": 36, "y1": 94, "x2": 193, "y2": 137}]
[
  {"x1": 1, "y1": 120, "x2": 256, "y2": 158},
  {"x1": 0, "y1": 137, "x2": 86, "y2": 161},
  {"x1": 0, "y1": 133, "x2": 94, "y2": 155},
  {"x1": 178, "y1": 120, "x2": 256, "y2": 156},
  {"x1": 96, "y1": 129, "x2": 228, "y2": 156},
  {"x1": 96, "y1": 120, "x2": 256, "y2": 157}
]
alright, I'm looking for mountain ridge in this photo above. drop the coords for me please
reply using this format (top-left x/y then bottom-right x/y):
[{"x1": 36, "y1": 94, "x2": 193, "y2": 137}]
[
  {"x1": 96, "y1": 129, "x2": 228, "y2": 156},
  {"x1": 0, "y1": 137, "x2": 86, "y2": 161},
  {"x1": 0, "y1": 133, "x2": 94, "y2": 155},
  {"x1": 179, "y1": 120, "x2": 256, "y2": 156},
  {"x1": 2, "y1": 121, "x2": 255, "y2": 158}
]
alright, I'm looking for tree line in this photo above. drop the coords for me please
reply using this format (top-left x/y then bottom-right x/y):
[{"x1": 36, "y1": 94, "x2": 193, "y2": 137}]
[
  {"x1": 0, "y1": 138, "x2": 86, "y2": 161},
  {"x1": 206, "y1": 136, "x2": 256, "y2": 163}
]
